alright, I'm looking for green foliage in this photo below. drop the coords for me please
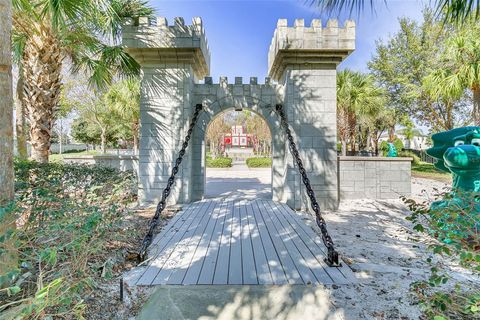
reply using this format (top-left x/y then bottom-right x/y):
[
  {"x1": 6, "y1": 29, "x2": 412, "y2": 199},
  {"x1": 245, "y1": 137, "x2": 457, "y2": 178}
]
[
  {"x1": 246, "y1": 157, "x2": 272, "y2": 168},
  {"x1": 206, "y1": 156, "x2": 233, "y2": 168},
  {"x1": 398, "y1": 150, "x2": 421, "y2": 165},
  {"x1": 336, "y1": 69, "x2": 388, "y2": 154},
  {"x1": 412, "y1": 162, "x2": 451, "y2": 182},
  {"x1": 369, "y1": 9, "x2": 474, "y2": 131},
  {"x1": 380, "y1": 138, "x2": 404, "y2": 156},
  {"x1": 0, "y1": 160, "x2": 137, "y2": 318},
  {"x1": 309, "y1": 0, "x2": 480, "y2": 23},
  {"x1": 402, "y1": 190, "x2": 480, "y2": 319},
  {"x1": 13, "y1": 0, "x2": 154, "y2": 90}
]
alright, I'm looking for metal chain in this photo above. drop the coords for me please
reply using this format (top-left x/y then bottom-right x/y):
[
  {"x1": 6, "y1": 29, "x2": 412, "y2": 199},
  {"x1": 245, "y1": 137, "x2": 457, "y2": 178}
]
[
  {"x1": 275, "y1": 104, "x2": 340, "y2": 267},
  {"x1": 137, "y1": 104, "x2": 203, "y2": 263}
]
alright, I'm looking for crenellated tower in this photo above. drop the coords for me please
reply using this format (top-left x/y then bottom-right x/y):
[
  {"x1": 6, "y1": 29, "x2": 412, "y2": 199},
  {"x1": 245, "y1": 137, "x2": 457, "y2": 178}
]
[{"x1": 122, "y1": 16, "x2": 356, "y2": 210}]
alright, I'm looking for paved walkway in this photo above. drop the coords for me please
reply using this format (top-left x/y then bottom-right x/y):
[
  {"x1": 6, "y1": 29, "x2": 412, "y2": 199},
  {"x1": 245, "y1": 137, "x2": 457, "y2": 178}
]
[
  {"x1": 126, "y1": 199, "x2": 354, "y2": 286},
  {"x1": 205, "y1": 164, "x2": 272, "y2": 200},
  {"x1": 136, "y1": 285, "x2": 344, "y2": 320}
]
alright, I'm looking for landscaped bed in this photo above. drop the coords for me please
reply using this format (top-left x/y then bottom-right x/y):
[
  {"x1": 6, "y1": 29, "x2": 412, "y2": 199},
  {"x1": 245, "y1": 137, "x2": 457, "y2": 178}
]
[
  {"x1": 206, "y1": 156, "x2": 232, "y2": 168},
  {"x1": 0, "y1": 161, "x2": 172, "y2": 319},
  {"x1": 246, "y1": 157, "x2": 272, "y2": 168}
]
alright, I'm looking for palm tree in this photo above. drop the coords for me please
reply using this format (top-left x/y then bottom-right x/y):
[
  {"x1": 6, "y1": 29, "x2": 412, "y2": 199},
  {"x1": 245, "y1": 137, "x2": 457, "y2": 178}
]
[
  {"x1": 0, "y1": 0, "x2": 14, "y2": 204},
  {"x1": 105, "y1": 79, "x2": 141, "y2": 153},
  {"x1": 425, "y1": 26, "x2": 480, "y2": 125},
  {"x1": 12, "y1": 0, "x2": 153, "y2": 163},
  {"x1": 337, "y1": 70, "x2": 385, "y2": 155},
  {"x1": 309, "y1": 0, "x2": 480, "y2": 22}
]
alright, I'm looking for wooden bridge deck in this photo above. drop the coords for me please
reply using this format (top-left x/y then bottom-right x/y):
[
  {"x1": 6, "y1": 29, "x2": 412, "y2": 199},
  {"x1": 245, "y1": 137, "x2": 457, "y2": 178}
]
[{"x1": 126, "y1": 199, "x2": 355, "y2": 286}]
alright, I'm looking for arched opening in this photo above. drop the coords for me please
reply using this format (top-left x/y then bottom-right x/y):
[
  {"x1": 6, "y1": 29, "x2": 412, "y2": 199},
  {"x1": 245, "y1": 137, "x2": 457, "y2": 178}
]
[{"x1": 204, "y1": 109, "x2": 273, "y2": 200}]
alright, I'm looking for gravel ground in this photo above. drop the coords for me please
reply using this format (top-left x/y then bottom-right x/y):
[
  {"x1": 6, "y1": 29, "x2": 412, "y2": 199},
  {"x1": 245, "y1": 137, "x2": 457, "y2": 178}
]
[
  {"x1": 299, "y1": 177, "x2": 474, "y2": 320},
  {"x1": 125, "y1": 176, "x2": 476, "y2": 320}
]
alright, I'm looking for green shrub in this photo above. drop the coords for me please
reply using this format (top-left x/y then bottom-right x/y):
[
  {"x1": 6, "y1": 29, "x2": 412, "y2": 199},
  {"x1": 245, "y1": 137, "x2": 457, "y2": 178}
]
[
  {"x1": 206, "y1": 156, "x2": 232, "y2": 168},
  {"x1": 380, "y1": 137, "x2": 404, "y2": 156},
  {"x1": 398, "y1": 150, "x2": 421, "y2": 165},
  {"x1": 246, "y1": 157, "x2": 272, "y2": 168},
  {"x1": 0, "y1": 160, "x2": 137, "y2": 318},
  {"x1": 402, "y1": 191, "x2": 480, "y2": 319}
]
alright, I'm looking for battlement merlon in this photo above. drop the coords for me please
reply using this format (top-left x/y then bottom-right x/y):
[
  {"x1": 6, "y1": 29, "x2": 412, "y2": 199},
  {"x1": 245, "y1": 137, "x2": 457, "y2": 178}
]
[
  {"x1": 122, "y1": 16, "x2": 210, "y2": 79},
  {"x1": 268, "y1": 18, "x2": 356, "y2": 81}
]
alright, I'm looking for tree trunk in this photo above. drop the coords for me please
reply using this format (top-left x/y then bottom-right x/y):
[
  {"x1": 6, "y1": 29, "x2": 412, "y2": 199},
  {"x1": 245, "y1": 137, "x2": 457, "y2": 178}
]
[
  {"x1": 23, "y1": 25, "x2": 62, "y2": 163},
  {"x1": 0, "y1": 0, "x2": 17, "y2": 278},
  {"x1": 58, "y1": 120, "x2": 63, "y2": 154},
  {"x1": 388, "y1": 126, "x2": 395, "y2": 143},
  {"x1": 341, "y1": 139, "x2": 347, "y2": 156},
  {"x1": 101, "y1": 128, "x2": 107, "y2": 154},
  {"x1": 15, "y1": 69, "x2": 28, "y2": 159},
  {"x1": 132, "y1": 121, "x2": 139, "y2": 154},
  {"x1": 0, "y1": 0, "x2": 13, "y2": 204},
  {"x1": 366, "y1": 131, "x2": 371, "y2": 151},
  {"x1": 473, "y1": 86, "x2": 480, "y2": 126}
]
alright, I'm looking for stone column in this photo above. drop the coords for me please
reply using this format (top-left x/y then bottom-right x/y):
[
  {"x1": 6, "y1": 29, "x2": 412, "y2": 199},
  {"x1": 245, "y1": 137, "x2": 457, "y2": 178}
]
[
  {"x1": 268, "y1": 18, "x2": 355, "y2": 210},
  {"x1": 122, "y1": 16, "x2": 210, "y2": 206}
]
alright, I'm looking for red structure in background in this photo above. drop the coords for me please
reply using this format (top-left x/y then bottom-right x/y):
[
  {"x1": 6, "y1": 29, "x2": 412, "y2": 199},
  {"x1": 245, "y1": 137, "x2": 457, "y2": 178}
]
[{"x1": 222, "y1": 125, "x2": 256, "y2": 151}]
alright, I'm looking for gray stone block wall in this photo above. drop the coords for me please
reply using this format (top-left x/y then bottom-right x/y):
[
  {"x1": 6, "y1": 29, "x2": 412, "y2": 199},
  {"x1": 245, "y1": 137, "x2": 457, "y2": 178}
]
[
  {"x1": 63, "y1": 155, "x2": 139, "y2": 172},
  {"x1": 282, "y1": 66, "x2": 338, "y2": 210},
  {"x1": 190, "y1": 77, "x2": 286, "y2": 203},
  {"x1": 338, "y1": 157, "x2": 412, "y2": 200},
  {"x1": 122, "y1": 16, "x2": 357, "y2": 210}
]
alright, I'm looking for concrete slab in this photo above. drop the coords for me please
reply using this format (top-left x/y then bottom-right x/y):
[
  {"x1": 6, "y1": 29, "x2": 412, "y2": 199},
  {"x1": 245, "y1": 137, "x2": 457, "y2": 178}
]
[
  {"x1": 205, "y1": 165, "x2": 272, "y2": 200},
  {"x1": 136, "y1": 285, "x2": 344, "y2": 320}
]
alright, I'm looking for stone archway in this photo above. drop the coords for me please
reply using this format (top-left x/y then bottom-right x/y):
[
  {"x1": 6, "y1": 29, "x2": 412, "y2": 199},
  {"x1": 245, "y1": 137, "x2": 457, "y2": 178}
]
[
  {"x1": 123, "y1": 16, "x2": 355, "y2": 210},
  {"x1": 190, "y1": 94, "x2": 287, "y2": 203},
  {"x1": 201, "y1": 107, "x2": 274, "y2": 200}
]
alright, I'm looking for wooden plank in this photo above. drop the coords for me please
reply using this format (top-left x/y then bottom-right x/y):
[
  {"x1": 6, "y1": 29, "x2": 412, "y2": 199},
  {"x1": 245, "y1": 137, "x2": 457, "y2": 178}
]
[
  {"x1": 163, "y1": 200, "x2": 217, "y2": 284},
  {"x1": 197, "y1": 200, "x2": 229, "y2": 284},
  {"x1": 136, "y1": 202, "x2": 203, "y2": 285},
  {"x1": 266, "y1": 201, "x2": 331, "y2": 284},
  {"x1": 182, "y1": 200, "x2": 223, "y2": 285},
  {"x1": 245, "y1": 202, "x2": 273, "y2": 284},
  {"x1": 145, "y1": 201, "x2": 210, "y2": 285},
  {"x1": 251, "y1": 201, "x2": 288, "y2": 285},
  {"x1": 281, "y1": 202, "x2": 356, "y2": 283},
  {"x1": 239, "y1": 201, "x2": 258, "y2": 284},
  {"x1": 136, "y1": 201, "x2": 207, "y2": 285},
  {"x1": 213, "y1": 201, "x2": 234, "y2": 284},
  {"x1": 256, "y1": 200, "x2": 303, "y2": 284},
  {"x1": 228, "y1": 200, "x2": 243, "y2": 284},
  {"x1": 277, "y1": 202, "x2": 350, "y2": 284},
  {"x1": 150, "y1": 202, "x2": 195, "y2": 247}
]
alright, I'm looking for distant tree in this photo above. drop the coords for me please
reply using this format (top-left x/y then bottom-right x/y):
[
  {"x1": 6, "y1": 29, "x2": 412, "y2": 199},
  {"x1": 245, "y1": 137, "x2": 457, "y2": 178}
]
[
  {"x1": 207, "y1": 115, "x2": 230, "y2": 157},
  {"x1": 78, "y1": 99, "x2": 117, "y2": 153},
  {"x1": 368, "y1": 10, "x2": 471, "y2": 132},
  {"x1": 244, "y1": 111, "x2": 271, "y2": 155},
  {"x1": 105, "y1": 79, "x2": 140, "y2": 152},
  {"x1": 71, "y1": 119, "x2": 101, "y2": 147},
  {"x1": 337, "y1": 70, "x2": 385, "y2": 155},
  {"x1": 424, "y1": 21, "x2": 480, "y2": 125}
]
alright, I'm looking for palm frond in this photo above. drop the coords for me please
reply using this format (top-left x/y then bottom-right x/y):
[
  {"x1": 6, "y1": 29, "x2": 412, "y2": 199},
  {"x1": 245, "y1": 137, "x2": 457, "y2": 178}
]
[
  {"x1": 306, "y1": 0, "x2": 384, "y2": 15},
  {"x1": 308, "y1": 0, "x2": 480, "y2": 23}
]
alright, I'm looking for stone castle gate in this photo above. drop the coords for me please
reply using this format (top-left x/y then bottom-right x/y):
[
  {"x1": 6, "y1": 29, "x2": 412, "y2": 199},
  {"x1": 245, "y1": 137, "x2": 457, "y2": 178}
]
[{"x1": 122, "y1": 16, "x2": 356, "y2": 210}]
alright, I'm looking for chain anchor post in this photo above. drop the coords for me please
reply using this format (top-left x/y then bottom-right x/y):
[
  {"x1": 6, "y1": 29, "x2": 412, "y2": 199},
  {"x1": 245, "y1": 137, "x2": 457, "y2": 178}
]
[
  {"x1": 137, "y1": 104, "x2": 203, "y2": 263},
  {"x1": 275, "y1": 104, "x2": 341, "y2": 267}
]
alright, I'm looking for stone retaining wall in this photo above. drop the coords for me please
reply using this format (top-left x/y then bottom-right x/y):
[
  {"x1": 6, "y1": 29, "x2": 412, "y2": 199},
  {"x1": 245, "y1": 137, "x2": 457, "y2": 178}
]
[
  {"x1": 338, "y1": 156, "x2": 412, "y2": 200},
  {"x1": 63, "y1": 155, "x2": 139, "y2": 172}
]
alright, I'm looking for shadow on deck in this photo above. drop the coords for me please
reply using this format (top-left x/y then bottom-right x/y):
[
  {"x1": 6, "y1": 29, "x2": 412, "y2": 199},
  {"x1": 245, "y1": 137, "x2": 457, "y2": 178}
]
[{"x1": 125, "y1": 199, "x2": 355, "y2": 286}]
